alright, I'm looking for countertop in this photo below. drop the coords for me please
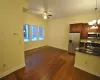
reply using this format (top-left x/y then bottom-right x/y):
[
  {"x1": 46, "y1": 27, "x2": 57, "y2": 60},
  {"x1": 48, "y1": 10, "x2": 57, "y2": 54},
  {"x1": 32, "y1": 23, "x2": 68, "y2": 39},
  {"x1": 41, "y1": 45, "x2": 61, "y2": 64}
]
[
  {"x1": 75, "y1": 51, "x2": 100, "y2": 77},
  {"x1": 76, "y1": 48, "x2": 100, "y2": 56}
]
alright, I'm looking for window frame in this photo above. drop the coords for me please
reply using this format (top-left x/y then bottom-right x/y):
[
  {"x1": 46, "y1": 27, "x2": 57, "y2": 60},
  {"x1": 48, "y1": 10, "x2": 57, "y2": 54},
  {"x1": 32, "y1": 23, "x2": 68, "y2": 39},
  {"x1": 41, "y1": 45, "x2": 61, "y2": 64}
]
[
  {"x1": 38, "y1": 27, "x2": 44, "y2": 40},
  {"x1": 31, "y1": 25, "x2": 38, "y2": 41},
  {"x1": 23, "y1": 24, "x2": 30, "y2": 42}
]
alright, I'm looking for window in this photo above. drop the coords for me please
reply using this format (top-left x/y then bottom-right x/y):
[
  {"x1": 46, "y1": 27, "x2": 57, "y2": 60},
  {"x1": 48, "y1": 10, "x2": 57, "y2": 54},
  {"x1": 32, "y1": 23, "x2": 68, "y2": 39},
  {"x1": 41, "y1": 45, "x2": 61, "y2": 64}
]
[
  {"x1": 23, "y1": 24, "x2": 29, "y2": 42},
  {"x1": 32, "y1": 26, "x2": 38, "y2": 41},
  {"x1": 39, "y1": 27, "x2": 44, "y2": 40},
  {"x1": 23, "y1": 25, "x2": 44, "y2": 42}
]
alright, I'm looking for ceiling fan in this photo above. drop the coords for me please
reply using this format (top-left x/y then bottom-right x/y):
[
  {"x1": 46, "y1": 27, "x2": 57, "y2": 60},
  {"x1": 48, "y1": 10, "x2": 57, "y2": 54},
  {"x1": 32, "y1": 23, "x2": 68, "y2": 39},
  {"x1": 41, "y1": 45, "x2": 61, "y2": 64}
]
[
  {"x1": 42, "y1": 11, "x2": 52, "y2": 19},
  {"x1": 26, "y1": 0, "x2": 53, "y2": 19}
]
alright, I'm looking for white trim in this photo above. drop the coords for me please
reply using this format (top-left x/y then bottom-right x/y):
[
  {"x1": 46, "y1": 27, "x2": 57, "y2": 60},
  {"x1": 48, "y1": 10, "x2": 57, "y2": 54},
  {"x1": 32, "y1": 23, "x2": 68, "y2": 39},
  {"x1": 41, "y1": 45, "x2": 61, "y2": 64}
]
[
  {"x1": 48, "y1": 45, "x2": 68, "y2": 51},
  {"x1": 24, "y1": 45, "x2": 46, "y2": 51},
  {"x1": 74, "y1": 64, "x2": 100, "y2": 77},
  {"x1": 0, "y1": 63, "x2": 25, "y2": 78}
]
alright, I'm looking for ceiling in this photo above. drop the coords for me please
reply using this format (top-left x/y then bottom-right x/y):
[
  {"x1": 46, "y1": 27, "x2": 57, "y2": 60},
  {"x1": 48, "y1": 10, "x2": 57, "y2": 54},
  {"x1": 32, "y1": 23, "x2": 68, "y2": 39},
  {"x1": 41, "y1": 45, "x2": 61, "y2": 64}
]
[{"x1": 29, "y1": 0, "x2": 100, "y2": 18}]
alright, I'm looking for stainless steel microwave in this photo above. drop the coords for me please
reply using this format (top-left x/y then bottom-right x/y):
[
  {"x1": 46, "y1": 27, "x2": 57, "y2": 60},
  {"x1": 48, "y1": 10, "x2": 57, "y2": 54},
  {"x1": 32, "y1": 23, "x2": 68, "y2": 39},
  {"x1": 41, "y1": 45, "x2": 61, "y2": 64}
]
[
  {"x1": 88, "y1": 32, "x2": 97, "y2": 39},
  {"x1": 97, "y1": 33, "x2": 100, "y2": 39}
]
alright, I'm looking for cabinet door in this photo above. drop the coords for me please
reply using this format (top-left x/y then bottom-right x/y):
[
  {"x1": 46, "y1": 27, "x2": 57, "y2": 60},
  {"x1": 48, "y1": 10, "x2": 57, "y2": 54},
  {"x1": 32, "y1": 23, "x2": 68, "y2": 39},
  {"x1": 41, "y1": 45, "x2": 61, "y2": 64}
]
[
  {"x1": 70, "y1": 23, "x2": 83, "y2": 33},
  {"x1": 96, "y1": 25, "x2": 100, "y2": 32},
  {"x1": 75, "y1": 52, "x2": 100, "y2": 76},
  {"x1": 75, "y1": 52, "x2": 88, "y2": 68},
  {"x1": 81, "y1": 23, "x2": 88, "y2": 39},
  {"x1": 87, "y1": 55, "x2": 100, "y2": 74}
]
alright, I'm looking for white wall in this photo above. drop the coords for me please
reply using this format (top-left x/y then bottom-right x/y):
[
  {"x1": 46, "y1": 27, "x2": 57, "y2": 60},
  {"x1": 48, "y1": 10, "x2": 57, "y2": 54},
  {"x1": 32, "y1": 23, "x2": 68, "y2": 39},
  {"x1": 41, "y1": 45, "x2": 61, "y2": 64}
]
[
  {"x1": 0, "y1": 0, "x2": 48, "y2": 78},
  {"x1": 0, "y1": 0, "x2": 25, "y2": 78},
  {"x1": 48, "y1": 12, "x2": 100, "y2": 50},
  {"x1": 23, "y1": 1, "x2": 48, "y2": 51},
  {"x1": 24, "y1": 12, "x2": 48, "y2": 51}
]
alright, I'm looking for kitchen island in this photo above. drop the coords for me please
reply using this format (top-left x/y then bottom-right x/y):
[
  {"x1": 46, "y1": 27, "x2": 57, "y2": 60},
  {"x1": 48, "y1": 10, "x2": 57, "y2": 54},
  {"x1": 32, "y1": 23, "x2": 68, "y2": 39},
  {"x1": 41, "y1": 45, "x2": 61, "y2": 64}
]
[{"x1": 74, "y1": 51, "x2": 100, "y2": 77}]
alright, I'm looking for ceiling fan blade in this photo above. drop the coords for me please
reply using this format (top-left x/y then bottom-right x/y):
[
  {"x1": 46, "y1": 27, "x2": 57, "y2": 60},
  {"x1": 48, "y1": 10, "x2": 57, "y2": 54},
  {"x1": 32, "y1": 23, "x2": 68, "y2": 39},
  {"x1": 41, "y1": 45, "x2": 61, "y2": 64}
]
[
  {"x1": 32, "y1": 10, "x2": 44, "y2": 14},
  {"x1": 48, "y1": 14, "x2": 52, "y2": 16}
]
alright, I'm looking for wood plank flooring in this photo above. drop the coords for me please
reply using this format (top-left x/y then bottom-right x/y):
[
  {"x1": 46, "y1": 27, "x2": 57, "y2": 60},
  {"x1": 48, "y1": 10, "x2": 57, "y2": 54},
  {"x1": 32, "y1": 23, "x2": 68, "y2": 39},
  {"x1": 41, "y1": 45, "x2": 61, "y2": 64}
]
[{"x1": 1, "y1": 46, "x2": 100, "y2": 80}]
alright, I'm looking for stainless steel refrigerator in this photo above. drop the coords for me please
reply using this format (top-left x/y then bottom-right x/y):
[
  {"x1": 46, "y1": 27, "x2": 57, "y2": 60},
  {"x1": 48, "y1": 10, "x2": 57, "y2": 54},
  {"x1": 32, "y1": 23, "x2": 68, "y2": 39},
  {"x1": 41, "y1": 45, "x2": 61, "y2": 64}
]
[{"x1": 68, "y1": 33, "x2": 80, "y2": 54}]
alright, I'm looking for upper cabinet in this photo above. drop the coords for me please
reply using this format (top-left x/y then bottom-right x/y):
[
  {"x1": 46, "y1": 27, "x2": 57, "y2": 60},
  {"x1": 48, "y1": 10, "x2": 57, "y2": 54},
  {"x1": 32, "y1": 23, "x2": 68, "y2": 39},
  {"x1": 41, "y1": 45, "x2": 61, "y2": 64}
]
[
  {"x1": 70, "y1": 23, "x2": 100, "y2": 39},
  {"x1": 70, "y1": 23, "x2": 88, "y2": 39},
  {"x1": 81, "y1": 23, "x2": 88, "y2": 39},
  {"x1": 97, "y1": 25, "x2": 100, "y2": 32},
  {"x1": 70, "y1": 23, "x2": 83, "y2": 33}
]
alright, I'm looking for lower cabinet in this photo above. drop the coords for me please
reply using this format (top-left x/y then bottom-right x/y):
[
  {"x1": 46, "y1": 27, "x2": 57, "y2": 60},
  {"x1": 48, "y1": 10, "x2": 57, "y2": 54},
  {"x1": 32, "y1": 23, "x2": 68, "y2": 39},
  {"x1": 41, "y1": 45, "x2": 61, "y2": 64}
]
[
  {"x1": 75, "y1": 52, "x2": 88, "y2": 68},
  {"x1": 75, "y1": 51, "x2": 100, "y2": 77},
  {"x1": 87, "y1": 55, "x2": 100, "y2": 75}
]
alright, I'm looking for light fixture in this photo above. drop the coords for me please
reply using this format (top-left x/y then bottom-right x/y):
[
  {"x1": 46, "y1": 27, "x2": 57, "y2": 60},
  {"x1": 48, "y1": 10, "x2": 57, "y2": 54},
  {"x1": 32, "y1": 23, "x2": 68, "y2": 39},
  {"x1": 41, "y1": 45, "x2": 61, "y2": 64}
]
[
  {"x1": 98, "y1": 19, "x2": 100, "y2": 24},
  {"x1": 90, "y1": 26, "x2": 98, "y2": 29},
  {"x1": 43, "y1": 12, "x2": 47, "y2": 19},
  {"x1": 43, "y1": 15, "x2": 47, "y2": 19},
  {"x1": 88, "y1": 0, "x2": 100, "y2": 29}
]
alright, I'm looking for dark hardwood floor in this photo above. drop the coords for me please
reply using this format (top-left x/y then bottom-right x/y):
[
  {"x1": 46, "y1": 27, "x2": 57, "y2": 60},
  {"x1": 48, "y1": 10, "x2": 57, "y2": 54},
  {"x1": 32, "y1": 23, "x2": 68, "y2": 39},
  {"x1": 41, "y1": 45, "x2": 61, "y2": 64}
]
[{"x1": 1, "y1": 46, "x2": 100, "y2": 80}]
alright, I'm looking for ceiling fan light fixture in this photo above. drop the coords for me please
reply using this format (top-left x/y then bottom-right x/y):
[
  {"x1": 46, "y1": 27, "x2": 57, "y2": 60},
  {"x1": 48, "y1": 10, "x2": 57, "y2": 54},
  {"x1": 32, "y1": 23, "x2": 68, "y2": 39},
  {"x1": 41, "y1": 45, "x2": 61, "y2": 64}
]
[
  {"x1": 43, "y1": 12, "x2": 48, "y2": 19},
  {"x1": 43, "y1": 15, "x2": 47, "y2": 19},
  {"x1": 44, "y1": 12, "x2": 47, "y2": 16}
]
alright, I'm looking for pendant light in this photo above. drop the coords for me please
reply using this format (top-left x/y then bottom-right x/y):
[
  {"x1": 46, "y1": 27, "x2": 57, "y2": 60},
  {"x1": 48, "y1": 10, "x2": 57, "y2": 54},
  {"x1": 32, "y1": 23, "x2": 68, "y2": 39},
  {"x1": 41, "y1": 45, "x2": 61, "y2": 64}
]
[{"x1": 88, "y1": 0, "x2": 100, "y2": 29}]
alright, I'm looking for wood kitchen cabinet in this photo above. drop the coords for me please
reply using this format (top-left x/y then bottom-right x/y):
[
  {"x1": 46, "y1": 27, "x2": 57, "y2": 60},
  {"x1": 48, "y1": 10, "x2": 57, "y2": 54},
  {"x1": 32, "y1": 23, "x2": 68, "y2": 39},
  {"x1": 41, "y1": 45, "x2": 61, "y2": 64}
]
[
  {"x1": 96, "y1": 25, "x2": 100, "y2": 32},
  {"x1": 70, "y1": 23, "x2": 88, "y2": 39},
  {"x1": 70, "y1": 23, "x2": 100, "y2": 39},
  {"x1": 70, "y1": 23, "x2": 83, "y2": 33},
  {"x1": 81, "y1": 23, "x2": 88, "y2": 39}
]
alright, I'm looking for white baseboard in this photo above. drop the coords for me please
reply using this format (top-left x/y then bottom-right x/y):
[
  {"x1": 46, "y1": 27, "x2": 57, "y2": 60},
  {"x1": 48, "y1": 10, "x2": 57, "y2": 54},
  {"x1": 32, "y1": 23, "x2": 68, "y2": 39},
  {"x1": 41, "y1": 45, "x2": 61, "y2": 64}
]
[
  {"x1": 24, "y1": 45, "x2": 46, "y2": 51},
  {"x1": 74, "y1": 64, "x2": 100, "y2": 77},
  {"x1": 0, "y1": 63, "x2": 25, "y2": 78},
  {"x1": 48, "y1": 45, "x2": 68, "y2": 51}
]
